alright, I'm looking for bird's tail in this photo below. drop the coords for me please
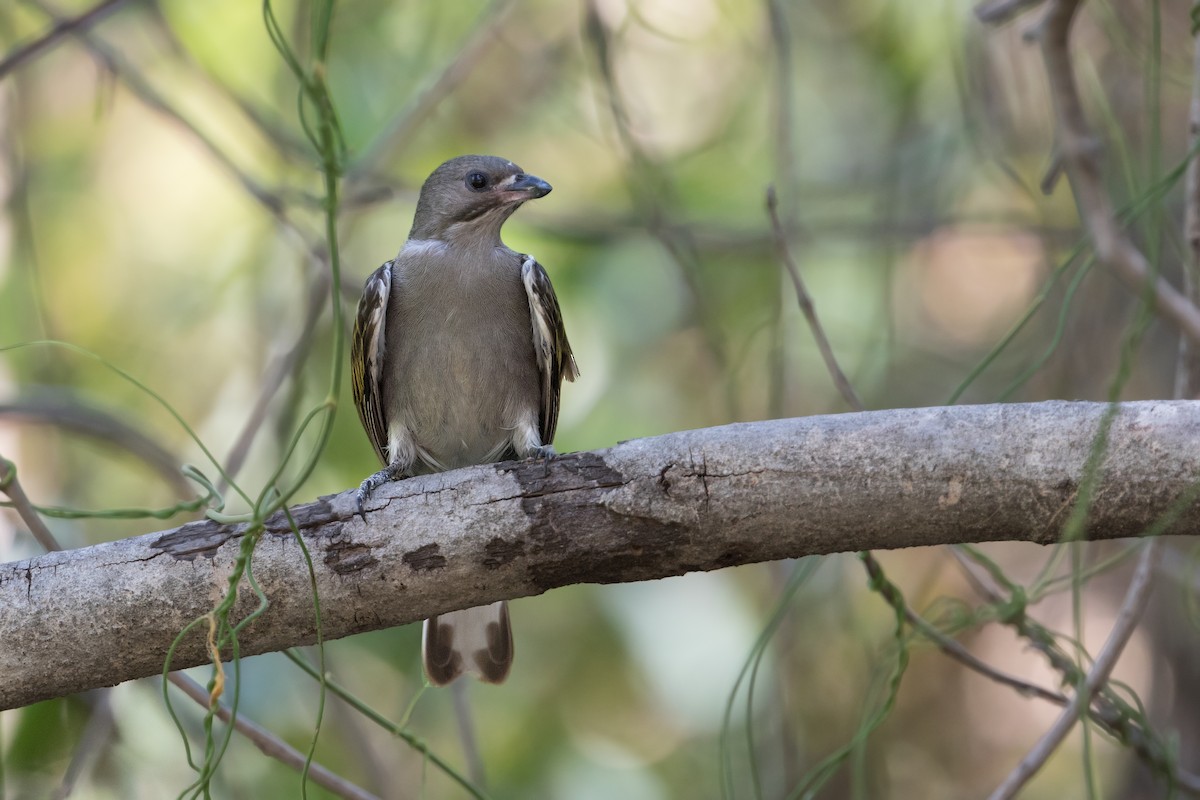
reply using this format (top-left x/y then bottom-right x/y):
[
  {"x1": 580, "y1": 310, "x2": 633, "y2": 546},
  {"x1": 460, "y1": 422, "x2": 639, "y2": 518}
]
[{"x1": 422, "y1": 601, "x2": 513, "y2": 686}]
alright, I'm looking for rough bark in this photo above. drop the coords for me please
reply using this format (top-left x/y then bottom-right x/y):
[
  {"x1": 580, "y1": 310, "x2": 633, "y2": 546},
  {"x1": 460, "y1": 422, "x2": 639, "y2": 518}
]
[{"x1": 2, "y1": 401, "x2": 1198, "y2": 710}]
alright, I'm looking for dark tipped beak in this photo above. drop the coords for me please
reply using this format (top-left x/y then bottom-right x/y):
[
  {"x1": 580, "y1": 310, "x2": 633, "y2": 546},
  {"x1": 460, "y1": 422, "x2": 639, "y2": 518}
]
[{"x1": 505, "y1": 173, "x2": 552, "y2": 199}]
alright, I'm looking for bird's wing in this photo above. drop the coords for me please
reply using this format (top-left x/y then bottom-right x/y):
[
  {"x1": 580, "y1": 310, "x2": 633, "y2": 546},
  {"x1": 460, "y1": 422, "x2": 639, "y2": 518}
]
[
  {"x1": 351, "y1": 260, "x2": 393, "y2": 466},
  {"x1": 521, "y1": 256, "x2": 578, "y2": 446}
]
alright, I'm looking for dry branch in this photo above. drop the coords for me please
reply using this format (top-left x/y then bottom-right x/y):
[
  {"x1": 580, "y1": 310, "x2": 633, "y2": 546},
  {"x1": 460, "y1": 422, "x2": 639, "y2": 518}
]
[
  {"x1": 1039, "y1": 0, "x2": 1200, "y2": 347},
  {"x1": 0, "y1": 0, "x2": 132, "y2": 80},
  {"x1": 987, "y1": 538, "x2": 1164, "y2": 800},
  {"x1": 2, "y1": 400, "x2": 1199, "y2": 710}
]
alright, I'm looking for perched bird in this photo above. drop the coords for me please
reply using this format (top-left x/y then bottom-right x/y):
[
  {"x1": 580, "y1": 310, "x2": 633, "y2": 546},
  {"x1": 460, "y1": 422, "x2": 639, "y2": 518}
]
[{"x1": 351, "y1": 155, "x2": 578, "y2": 685}]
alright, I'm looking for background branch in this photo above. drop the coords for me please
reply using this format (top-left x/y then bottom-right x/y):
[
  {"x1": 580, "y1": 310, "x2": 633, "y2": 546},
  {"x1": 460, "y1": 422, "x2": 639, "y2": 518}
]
[
  {"x1": 1039, "y1": 0, "x2": 1200, "y2": 347},
  {"x1": 0, "y1": 0, "x2": 131, "y2": 79},
  {"x1": 164, "y1": 672, "x2": 381, "y2": 800},
  {"x1": 1180, "y1": 5, "x2": 1200, "y2": 400},
  {"x1": 988, "y1": 538, "x2": 1164, "y2": 800},
  {"x1": 0, "y1": 393, "x2": 193, "y2": 499}
]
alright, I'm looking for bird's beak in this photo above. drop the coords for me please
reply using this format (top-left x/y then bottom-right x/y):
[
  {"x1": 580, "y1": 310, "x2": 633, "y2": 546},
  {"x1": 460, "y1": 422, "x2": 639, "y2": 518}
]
[{"x1": 501, "y1": 173, "x2": 552, "y2": 199}]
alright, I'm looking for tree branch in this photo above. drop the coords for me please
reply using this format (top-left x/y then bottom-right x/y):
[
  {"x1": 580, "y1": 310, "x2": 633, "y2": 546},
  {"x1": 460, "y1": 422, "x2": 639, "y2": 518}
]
[
  {"x1": 1038, "y1": 0, "x2": 1200, "y2": 347},
  {"x1": 2, "y1": 401, "x2": 1199, "y2": 710},
  {"x1": 164, "y1": 672, "x2": 381, "y2": 800},
  {"x1": 988, "y1": 538, "x2": 1164, "y2": 800},
  {"x1": 1179, "y1": 4, "x2": 1200, "y2": 399},
  {"x1": 0, "y1": 0, "x2": 132, "y2": 80}
]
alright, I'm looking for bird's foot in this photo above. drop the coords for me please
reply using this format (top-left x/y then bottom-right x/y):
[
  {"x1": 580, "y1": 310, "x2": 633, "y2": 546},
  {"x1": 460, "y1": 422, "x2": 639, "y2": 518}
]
[
  {"x1": 531, "y1": 444, "x2": 556, "y2": 477},
  {"x1": 356, "y1": 463, "x2": 406, "y2": 522}
]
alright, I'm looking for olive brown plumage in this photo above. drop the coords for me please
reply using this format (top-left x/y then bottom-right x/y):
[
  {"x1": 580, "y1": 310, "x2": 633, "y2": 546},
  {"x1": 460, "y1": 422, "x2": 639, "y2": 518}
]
[{"x1": 351, "y1": 155, "x2": 578, "y2": 685}]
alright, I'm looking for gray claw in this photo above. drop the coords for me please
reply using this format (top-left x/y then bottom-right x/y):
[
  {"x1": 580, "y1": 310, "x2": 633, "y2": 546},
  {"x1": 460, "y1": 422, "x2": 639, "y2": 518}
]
[
  {"x1": 356, "y1": 463, "x2": 404, "y2": 522},
  {"x1": 532, "y1": 445, "x2": 556, "y2": 477},
  {"x1": 355, "y1": 485, "x2": 369, "y2": 522}
]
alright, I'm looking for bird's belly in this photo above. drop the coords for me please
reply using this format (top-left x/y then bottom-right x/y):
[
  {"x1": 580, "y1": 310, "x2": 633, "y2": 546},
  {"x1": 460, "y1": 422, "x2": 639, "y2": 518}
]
[
  {"x1": 390, "y1": 320, "x2": 539, "y2": 471},
  {"x1": 410, "y1": 387, "x2": 516, "y2": 469}
]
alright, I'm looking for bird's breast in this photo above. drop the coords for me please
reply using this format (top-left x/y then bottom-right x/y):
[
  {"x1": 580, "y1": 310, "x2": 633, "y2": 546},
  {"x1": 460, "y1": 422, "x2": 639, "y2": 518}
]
[{"x1": 383, "y1": 257, "x2": 539, "y2": 469}]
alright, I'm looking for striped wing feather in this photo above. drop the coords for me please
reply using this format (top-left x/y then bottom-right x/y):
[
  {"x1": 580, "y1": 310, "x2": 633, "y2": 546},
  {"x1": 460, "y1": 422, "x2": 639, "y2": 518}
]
[
  {"x1": 351, "y1": 261, "x2": 393, "y2": 466},
  {"x1": 521, "y1": 256, "x2": 578, "y2": 446}
]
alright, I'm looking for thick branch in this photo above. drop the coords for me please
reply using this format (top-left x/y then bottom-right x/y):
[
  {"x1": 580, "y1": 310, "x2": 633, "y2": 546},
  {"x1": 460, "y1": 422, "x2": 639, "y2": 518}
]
[{"x1": 2, "y1": 401, "x2": 1199, "y2": 709}]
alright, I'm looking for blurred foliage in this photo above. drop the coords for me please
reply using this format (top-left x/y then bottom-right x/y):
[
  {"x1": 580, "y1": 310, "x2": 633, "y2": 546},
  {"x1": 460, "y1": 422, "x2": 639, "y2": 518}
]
[{"x1": 1, "y1": 0, "x2": 1199, "y2": 798}]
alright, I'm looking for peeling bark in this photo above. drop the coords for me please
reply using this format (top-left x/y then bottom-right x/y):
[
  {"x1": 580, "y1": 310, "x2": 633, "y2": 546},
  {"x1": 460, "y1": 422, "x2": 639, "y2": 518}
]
[{"x1": 2, "y1": 401, "x2": 1199, "y2": 709}]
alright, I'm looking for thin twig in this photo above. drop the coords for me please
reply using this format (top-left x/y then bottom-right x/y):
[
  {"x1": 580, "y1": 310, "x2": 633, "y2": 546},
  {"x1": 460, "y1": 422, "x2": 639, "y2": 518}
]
[
  {"x1": 0, "y1": 0, "x2": 131, "y2": 80},
  {"x1": 166, "y1": 673, "x2": 381, "y2": 800},
  {"x1": 975, "y1": 0, "x2": 1049, "y2": 25},
  {"x1": 25, "y1": 0, "x2": 325, "y2": 271},
  {"x1": 143, "y1": 6, "x2": 314, "y2": 166},
  {"x1": 912, "y1": 611, "x2": 1068, "y2": 706},
  {"x1": 0, "y1": 393, "x2": 192, "y2": 499},
  {"x1": 346, "y1": 0, "x2": 515, "y2": 183},
  {"x1": 539, "y1": 210, "x2": 1083, "y2": 252},
  {"x1": 764, "y1": 0, "x2": 794, "y2": 421},
  {"x1": 219, "y1": 269, "x2": 331, "y2": 488},
  {"x1": 582, "y1": 0, "x2": 732, "y2": 400},
  {"x1": 0, "y1": 455, "x2": 60, "y2": 553},
  {"x1": 765, "y1": 0, "x2": 798, "y2": 212},
  {"x1": 284, "y1": 650, "x2": 491, "y2": 800},
  {"x1": 1178, "y1": 13, "x2": 1200, "y2": 399},
  {"x1": 49, "y1": 690, "x2": 113, "y2": 800},
  {"x1": 1039, "y1": 0, "x2": 1200, "y2": 347},
  {"x1": 323, "y1": 672, "x2": 395, "y2": 795},
  {"x1": 951, "y1": 546, "x2": 1200, "y2": 793},
  {"x1": 451, "y1": 680, "x2": 486, "y2": 789},
  {"x1": 987, "y1": 539, "x2": 1163, "y2": 800},
  {"x1": 2, "y1": 90, "x2": 63, "y2": 361},
  {"x1": 1039, "y1": 150, "x2": 1064, "y2": 195},
  {"x1": 855, "y1": 554, "x2": 1066, "y2": 705},
  {"x1": 766, "y1": 185, "x2": 865, "y2": 412}
]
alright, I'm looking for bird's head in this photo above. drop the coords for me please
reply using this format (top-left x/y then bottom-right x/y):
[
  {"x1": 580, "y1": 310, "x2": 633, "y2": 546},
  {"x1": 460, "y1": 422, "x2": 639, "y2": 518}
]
[{"x1": 409, "y1": 155, "x2": 552, "y2": 243}]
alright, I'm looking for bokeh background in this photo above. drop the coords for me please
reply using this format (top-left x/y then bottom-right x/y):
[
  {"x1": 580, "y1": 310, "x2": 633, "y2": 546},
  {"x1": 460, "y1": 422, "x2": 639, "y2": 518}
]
[{"x1": 1, "y1": 0, "x2": 1197, "y2": 798}]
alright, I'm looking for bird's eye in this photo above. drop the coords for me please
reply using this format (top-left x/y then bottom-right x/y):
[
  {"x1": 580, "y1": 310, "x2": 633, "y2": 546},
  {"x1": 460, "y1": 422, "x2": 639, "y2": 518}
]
[{"x1": 466, "y1": 172, "x2": 489, "y2": 191}]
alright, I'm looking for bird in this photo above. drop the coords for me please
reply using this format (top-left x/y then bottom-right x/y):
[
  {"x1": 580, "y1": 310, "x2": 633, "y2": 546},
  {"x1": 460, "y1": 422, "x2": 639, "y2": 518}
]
[{"x1": 350, "y1": 154, "x2": 578, "y2": 685}]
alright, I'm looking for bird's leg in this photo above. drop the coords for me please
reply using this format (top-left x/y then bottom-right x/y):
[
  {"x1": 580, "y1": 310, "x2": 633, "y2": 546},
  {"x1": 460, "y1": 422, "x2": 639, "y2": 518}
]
[
  {"x1": 356, "y1": 461, "x2": 407, "y2": 521},
  {"x1": 512, "y1": 418, "x2": 557, "y2": 476}
]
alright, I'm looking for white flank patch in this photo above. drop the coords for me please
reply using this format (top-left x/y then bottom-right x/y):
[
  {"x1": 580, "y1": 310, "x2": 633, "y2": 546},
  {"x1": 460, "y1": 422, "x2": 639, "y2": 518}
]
[
  {"x1": 511, "y1": 411, "x2": 543, "y2": 457},
  {"x1": 387, "y1": 423, "x2": 416, "y2": 472}
]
